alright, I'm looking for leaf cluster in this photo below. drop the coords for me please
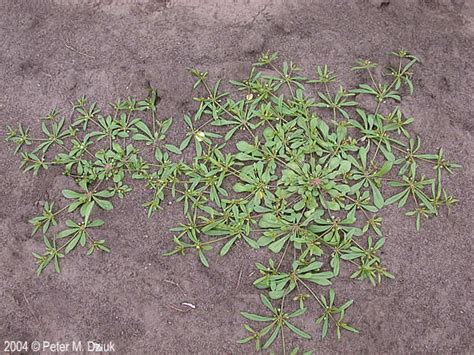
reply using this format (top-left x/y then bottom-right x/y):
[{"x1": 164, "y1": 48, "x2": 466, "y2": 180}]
[{"x1": 5, "y1": 49, "x2": 460, "y2": 352}]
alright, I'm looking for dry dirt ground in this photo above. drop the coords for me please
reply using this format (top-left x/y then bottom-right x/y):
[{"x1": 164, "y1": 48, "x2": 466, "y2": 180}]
[{"x1": 1, "y1": 0, "x2": 473, "y2": 354}]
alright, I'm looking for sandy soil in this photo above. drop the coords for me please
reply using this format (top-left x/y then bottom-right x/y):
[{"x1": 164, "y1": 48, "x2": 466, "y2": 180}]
[{"x1": 0, "y1": 0, "x2": 473, "y2": 353}]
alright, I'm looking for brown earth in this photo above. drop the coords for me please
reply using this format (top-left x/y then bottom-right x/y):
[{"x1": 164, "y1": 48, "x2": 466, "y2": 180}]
[{"x1": 0, "y1": 0, "x2": 473, "y2": 354}]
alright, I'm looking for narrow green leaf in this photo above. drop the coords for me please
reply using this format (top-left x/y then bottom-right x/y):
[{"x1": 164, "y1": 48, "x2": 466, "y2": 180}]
[{"x1": 165, "y1": 144, "x2": 182, "y2": 155}]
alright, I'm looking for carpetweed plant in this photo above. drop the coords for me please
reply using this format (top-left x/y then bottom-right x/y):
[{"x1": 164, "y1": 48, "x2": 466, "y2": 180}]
[{"x1": 6, "y1": 50, "x2": 460, "y2": 353}]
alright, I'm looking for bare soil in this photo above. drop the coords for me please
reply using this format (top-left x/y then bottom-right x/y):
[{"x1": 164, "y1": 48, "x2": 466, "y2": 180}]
[{"x1": 1, "y1": 0, "x2": 473, "y2": 353}]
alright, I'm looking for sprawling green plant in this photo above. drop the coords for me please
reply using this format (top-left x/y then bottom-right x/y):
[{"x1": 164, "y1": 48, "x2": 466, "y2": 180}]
[{"x1": 6, "y1": 50, "x2": 460, "y2": 352}]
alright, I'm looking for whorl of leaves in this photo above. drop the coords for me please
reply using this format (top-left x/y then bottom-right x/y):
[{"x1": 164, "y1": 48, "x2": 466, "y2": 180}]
[{"x1": 6, "y1": 50, "x2": 460, "y2": 353}]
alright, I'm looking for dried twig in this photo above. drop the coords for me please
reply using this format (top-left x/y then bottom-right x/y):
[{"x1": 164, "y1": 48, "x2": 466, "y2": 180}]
[
  {"x1": 23, "y1": 293, "x2": 40, "y2": 323},
  {"x1": 64, "y1": 43, "x2": 96, "y2": 59},
  {"x1": 236, "y1": 268, "x2": 243, "y2": 289},
  {"x1": 164, "y1": 279, "x2": 187, "y2": 296},
  {"x1": 181, "y1": 302, "x2": 196, "y2": 309},
  {"x1": 166, "y1": 304, "x2": 188, "y2": 313}
]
